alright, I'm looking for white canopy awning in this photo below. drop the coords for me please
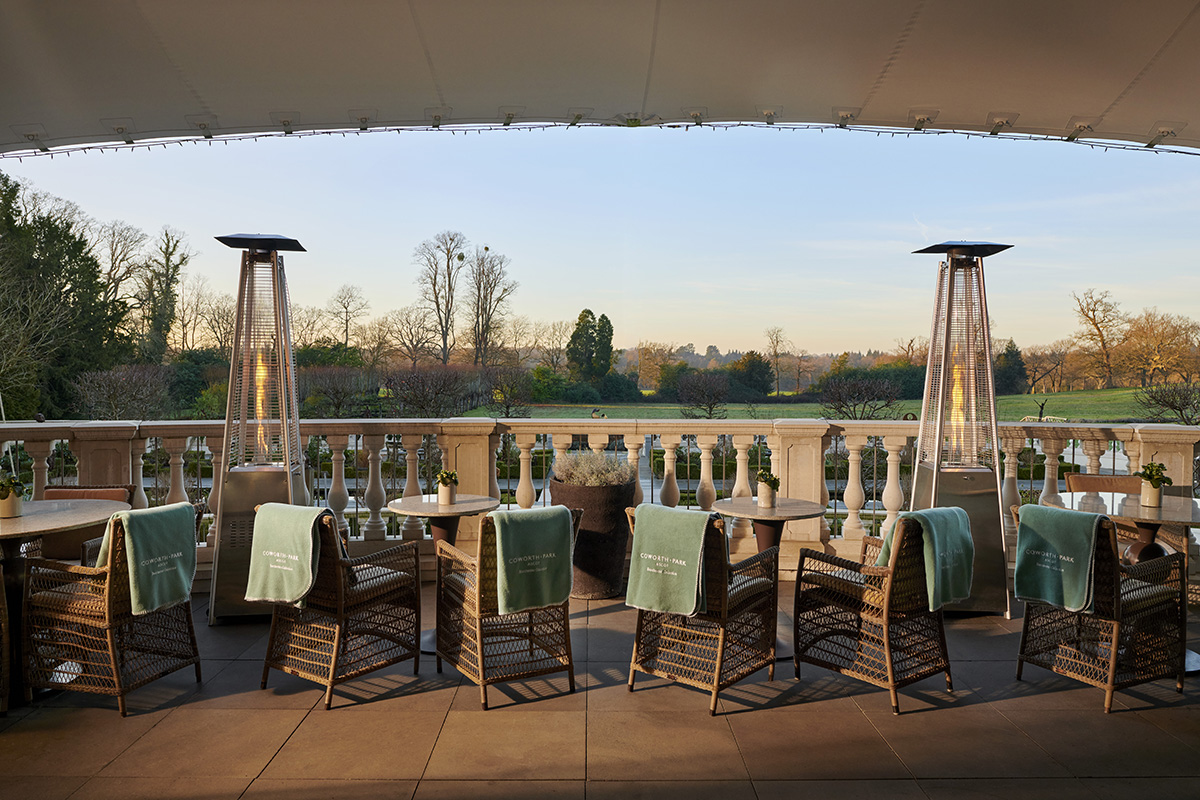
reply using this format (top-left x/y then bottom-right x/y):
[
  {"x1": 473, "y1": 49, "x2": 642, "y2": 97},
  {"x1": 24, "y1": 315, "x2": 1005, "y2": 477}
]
[{"x1": 4, "y1": 1, "x2": 1200, "y2": 155}]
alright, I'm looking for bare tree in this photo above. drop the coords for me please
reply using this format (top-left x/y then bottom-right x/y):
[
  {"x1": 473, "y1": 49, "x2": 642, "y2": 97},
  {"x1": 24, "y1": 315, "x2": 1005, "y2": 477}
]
[
  {"x1": 170, "y1": 271, "x2": 211, "y2": 353},
  {"x1": 389, "y1": 305, "x2": 437, "y2": 369},
  {"x1": 1136, "y1": 383, "x2": 1200, "y2": 426},
  {"x1": 820, "y1": 376, "x2": 902, "y2": 420},
  {"x1": 534, "y1": 319, "x2": 573, "y2": 374},
  {"x1": 484, "y1": 366, "x2": 533, "y2": 418},
  {"x1": 135, "y1": 227, "x2": 193, "y2": 364},
  {"x1": 789, "y1": 349, "x2": 814, "y2": 392},
  {"x1": 500, "y1": 315, "x2": 538, "y2": 368},
  {"x1": 353, "y1": 316, "x2": 396, "y2": 376},
  {"x1": 1072, "y1": 288, "x2": 1127, "y2": 389},
  {"x1": 201, "y1": 292, "x2": 237, "y2": 355},
  {"x1": 325, "y1": 284, "x2": 370, "y2": 348},
  {"x1": 299, "y1": 366, "x2": 368, "y2": 417},
  {"x1": 94, "y1": 219, "x2": 149, "y2": 308},
  {"x1": 0, "y1": 259, "x2": 69, "y2": 408},
  {"x1": 461, "y1": 245, "x2": 518, "y2": 367},
  {"x1": 763, "y1": 326, "x2": 791, "y2": 396},
  {"x1": 1023, "y1": 339, "x2": 1072, "y2": 393},
  {"x1": 289, "y1": 303, "x2": 328, "y2": 348},
  {"x1": 414, "y1": 231, "x2": 468, "y2": 364},
  {"x1": 1121, "y1": 309, "x2": 1198, "y2": 386},
  {"x1": 678, "y1": 372, "x2": 729, "y2": 419},
  {"x1": 384, "y1": 366, "x2": 475, "y2": 418},
  {"x1": 74, "y1": 365, "x2": 171, "y2": 419}
]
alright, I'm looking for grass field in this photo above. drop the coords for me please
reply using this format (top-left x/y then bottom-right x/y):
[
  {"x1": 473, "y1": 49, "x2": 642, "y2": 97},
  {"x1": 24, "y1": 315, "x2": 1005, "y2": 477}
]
[{"x1": 467, "y1": 388, "x2": 1148, "y2": 422}]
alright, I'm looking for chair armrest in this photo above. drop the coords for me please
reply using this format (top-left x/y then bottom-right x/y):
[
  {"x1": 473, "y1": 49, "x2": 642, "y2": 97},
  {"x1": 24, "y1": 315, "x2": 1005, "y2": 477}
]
[
  {"x1": 342, "y1": 539, "x2": 420, "y2": 575},
  {"x1": 860, "y1": 535, "x2": 885, "y2": 566},
  {"x1": 436, "y1": 539, "x2": 477, "y2": 572},
  {"x1": 730, "y1": 546, "x2": 778, "y2": 581},
  {"x1": 24, "y1": 557, "x2": 108, "y2": 602},
  {"x1": 81, "y1": 536, "x2": 103, "y2": 568},
  {"x1": 797, "y1": 547, "x2": 890, "y2": 579},
  {"x1": 1122, "y1": 551, "x2": 1185, "y2": 587}
]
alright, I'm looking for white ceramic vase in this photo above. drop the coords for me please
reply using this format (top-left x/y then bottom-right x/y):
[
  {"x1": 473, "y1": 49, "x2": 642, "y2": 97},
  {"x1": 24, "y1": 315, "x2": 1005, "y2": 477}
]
[
  {"x1": 437, "y1": 484, "x2": 457, "y2": 506},
  {"x1": 756, "y1": 483, "x2": 776, "y2": 509},
  {"x1": 1140, "y1": 481, "x2": 1162, "y2": 508},
  {"x1": 0, "y1": 493, "x2": 23, "y2": 519}
]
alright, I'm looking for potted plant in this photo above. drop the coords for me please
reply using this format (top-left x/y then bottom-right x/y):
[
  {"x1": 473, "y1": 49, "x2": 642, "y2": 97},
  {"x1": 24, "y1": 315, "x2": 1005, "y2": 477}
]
[
  {"x1": 435, "y1": 469, "x2": 458, "y2": 506},
  {"x1": 1132, "y1": 461, "x2": 1172, "y2": 508},
  {"x1": 549, "y1": 451, "x2": 639, "y2": 599},
  {"x1": 756, "y1": 468, "x2": 779, "y2": 509},
  {"x1": 0, "y1": 471, "x2": 26, "y2": 519}
]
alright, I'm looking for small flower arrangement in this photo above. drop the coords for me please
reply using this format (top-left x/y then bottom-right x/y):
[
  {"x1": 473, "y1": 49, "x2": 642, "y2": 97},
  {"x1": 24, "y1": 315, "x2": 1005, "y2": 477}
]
[
  {"x1": 1133, "y1": 462, "x2": 1172, "y2": 489},
  {"x1": 435, "y1": 469, "x2": 459, "y2": 487},
  {"x1": 0, "y1": 471, "x2": 25, "y2": 500},
  {"x1": 755, "y1": 469, "x2": 780, "y2": 491}
]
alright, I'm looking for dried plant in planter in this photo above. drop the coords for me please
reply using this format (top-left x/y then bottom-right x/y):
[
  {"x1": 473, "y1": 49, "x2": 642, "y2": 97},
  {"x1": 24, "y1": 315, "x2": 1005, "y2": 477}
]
[{"x1": 551, "y1": 451, "x2": 638, "y2": 487}]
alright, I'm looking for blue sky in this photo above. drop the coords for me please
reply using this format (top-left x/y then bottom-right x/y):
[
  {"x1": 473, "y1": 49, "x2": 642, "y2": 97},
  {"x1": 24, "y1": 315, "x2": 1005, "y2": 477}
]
[{"x1": 6, "y1": 126, "x2": 1198, "y2": 355}]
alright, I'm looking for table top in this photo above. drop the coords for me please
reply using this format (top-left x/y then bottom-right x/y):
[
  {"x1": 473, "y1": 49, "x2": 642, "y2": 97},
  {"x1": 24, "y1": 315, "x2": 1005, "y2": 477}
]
[
  {"x1": 0, "y1": 498, "x2": 130, "y2": 540},
  {"x1": 713, "y1": 496, "x2": 826, "y2": 522},
  {"x1": 386, "y1": 494, "x2": 501, "y2": 518},
  {"x1": 1042, "y1": 491, "x2": 1200, "y2": 526}
]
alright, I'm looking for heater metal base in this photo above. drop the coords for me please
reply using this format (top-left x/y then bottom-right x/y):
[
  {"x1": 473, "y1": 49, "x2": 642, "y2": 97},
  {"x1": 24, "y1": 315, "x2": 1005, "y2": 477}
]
[
  {"x1": 209, "y1": 465, "x2": 306, "y2": 624},
  {"x1": 911, "y1": 463, "x2": 1011, "y2": 616}
]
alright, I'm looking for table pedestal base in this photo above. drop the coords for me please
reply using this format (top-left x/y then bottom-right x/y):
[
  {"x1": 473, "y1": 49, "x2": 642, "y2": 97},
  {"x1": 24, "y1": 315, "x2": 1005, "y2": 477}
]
[
  {"x1": 752, "y1": 520, "x2": 792, "y2": 661},
  {"x1": 425, "y1": 518, "x2": 462, "y2": 655}
]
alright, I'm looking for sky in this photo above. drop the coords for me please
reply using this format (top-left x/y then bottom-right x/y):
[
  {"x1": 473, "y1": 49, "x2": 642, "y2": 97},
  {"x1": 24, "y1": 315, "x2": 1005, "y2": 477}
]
[{"x1": 4, "y1": 126, "x2": 1199, "y2": 356}]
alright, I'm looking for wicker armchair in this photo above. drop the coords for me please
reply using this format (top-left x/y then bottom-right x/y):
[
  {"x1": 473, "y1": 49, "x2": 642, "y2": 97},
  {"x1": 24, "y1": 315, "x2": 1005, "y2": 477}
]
[
  {"x1": 793, "y1": 518, "x2": 953, "y2": 715},
  {"x1": 258, "y1": 511, "x2": 421, "y2": 710},
  {"x1": 22, "y1": 509, "x2": 201, "y2": 716},
  {"x1": 625, "y1": 508, "x2": 778, "y2": 715},
  {"x1": 435, "y1": 508, "x2": 583, "y2": 710},
  {"x1": 37, "y1": 485, "x2": 137, "y2": 561},
  {"x1": 1014, "y1": 507, "x2": 1186, "y2": 712}
]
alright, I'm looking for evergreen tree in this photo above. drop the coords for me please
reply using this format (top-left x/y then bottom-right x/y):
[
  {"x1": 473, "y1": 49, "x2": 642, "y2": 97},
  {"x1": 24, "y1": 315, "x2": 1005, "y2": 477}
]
[
  {"x1": 993, "y1": 339, "x2": 1028, "y2": 395},
  {"x1": 566, "y1": 309, "x2": 596, "y2": 383}
]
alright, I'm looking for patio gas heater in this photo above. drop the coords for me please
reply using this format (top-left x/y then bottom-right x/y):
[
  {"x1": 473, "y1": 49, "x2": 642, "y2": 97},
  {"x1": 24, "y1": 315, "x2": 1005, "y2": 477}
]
[
  {"x1": 209, "y1": 234, "x2": 307, "y2": 622},
  {"x1": 910, "y1": 242, "x2": 1012, "y2": 616}
]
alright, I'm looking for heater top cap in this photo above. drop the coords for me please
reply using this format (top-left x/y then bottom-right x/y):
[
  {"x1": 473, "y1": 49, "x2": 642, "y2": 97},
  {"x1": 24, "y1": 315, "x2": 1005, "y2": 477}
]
[
  {"x1": 216, "y1": 234, "x2": 305, "y2": 252},
  {"x1": 913, "y1": 241, "x2": 1012, "y2": 258}
]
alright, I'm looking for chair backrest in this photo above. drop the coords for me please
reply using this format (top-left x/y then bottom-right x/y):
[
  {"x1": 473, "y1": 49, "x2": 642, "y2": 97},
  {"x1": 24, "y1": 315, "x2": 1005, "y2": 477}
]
[
  {"x1": 1063, "y1": 473, "x2": 1141, "y2": 494},
  {"x1": 882, "y1": 517, "x2": 934, "y2": 614},
  {"x1": 304, "y1": 513, "x2": 353, "y2": 607},
  {"x1": 623, "y1": 507, "x2": 730, "y2": 617},
  {"x1": 476, "y1": 508, "x2": 583, "y2": 614},
  {"x1": 1013, "y1": 506, "x2": 1122, "y2": 618},
  {"x1": 43, "y1": 484, "x2": 135, "y2": 503}
]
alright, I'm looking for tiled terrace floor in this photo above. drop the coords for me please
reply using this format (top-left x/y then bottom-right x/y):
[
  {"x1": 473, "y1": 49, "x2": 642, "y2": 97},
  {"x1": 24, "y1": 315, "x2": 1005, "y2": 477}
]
[{"x1": 3, "y1": 583, "x2": 1199, "y2": 800}]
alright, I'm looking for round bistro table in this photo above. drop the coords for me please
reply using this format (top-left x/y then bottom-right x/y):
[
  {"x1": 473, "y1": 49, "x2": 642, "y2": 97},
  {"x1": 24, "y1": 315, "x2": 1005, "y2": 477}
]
[
  {"x1": 713, "y1": 495, "x2": 827, "y2": 660},
  {"x1": 386, "y1": 493, "x2": 501, "y2": 653},
  {"x1": 1, "y1": 499, "x2": 131, "y2": 707}
]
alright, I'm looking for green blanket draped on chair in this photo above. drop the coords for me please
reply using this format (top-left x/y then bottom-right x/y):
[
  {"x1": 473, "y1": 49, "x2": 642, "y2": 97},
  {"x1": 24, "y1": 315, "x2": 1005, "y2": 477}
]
[
  {"x1": 625, "y1": 504, "x2": 710, "y2": 617},
  {"x1": 96, "y1": 502, "x2": 197, "y2": 616},
  {"x1": 492, "y1": 506, "x2": 575, "y2": 615},
  {"x1": 244, "y1": 504, "x2": 327, "y2": 606},
  {"x1": 876, "y1": 507, "x2": 974, "y2": 612},
  {"x1": 1014, "y1": 503, "x2": 1101, "y2": 614}
]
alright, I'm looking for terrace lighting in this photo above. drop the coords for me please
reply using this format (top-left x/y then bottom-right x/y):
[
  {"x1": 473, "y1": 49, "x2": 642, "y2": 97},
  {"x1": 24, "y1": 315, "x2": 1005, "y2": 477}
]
[
  {"x1": 209, "y1": 234, "x2": 307, "y2": 622},
  {"x1": 910, "y1": 241, "x2": 1013, "y2": 616}
]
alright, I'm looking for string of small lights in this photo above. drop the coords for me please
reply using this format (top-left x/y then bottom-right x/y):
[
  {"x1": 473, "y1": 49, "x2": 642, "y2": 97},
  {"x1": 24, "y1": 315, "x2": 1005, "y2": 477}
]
[{"x1": 2, "y1": 120, "x2": 1194, "y2": 161}]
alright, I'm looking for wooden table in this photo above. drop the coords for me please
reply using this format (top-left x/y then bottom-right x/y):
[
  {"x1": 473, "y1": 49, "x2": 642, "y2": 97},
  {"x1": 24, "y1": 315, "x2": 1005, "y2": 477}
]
[
  {"x1": 1041, "y1": 490, "x2": 1200, "y2": 674},
  {"x1": 386, "y1": 493, "x2": 501, "y2": 654},
  {"x1": 713, "y1": 496, "x2": 827, "y2": 659},
  {"x1": 1, "y1": 499, "x2": 130, "y2": 708}
]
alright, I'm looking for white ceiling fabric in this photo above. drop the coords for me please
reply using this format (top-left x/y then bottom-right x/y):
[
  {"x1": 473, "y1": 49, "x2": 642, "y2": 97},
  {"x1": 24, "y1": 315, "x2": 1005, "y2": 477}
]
[{"x1": 4, "y1": 0, "x2": 1200, "y2": 155}]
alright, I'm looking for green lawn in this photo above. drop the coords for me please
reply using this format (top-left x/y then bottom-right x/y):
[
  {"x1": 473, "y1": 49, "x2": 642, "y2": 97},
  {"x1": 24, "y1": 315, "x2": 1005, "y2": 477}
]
[{"x1": 467, "y1": 388, "x2": 1147, "y2": 422}]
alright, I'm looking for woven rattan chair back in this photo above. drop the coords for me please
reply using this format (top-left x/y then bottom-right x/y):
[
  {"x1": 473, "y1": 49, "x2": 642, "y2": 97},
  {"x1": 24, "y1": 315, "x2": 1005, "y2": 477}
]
[
  {"x1": 625, "y1": 507, "x2": 779, "y2": 715},
  {"x1": 0, "y1": 564, "x2": 7, "y2": 715},
  {"x1": 881, "y1": 518, "x2": 934, "y2": 615},
  {"x1": 1063, "y1": 473, "x2": 1141, "y2": 494},
  {"x1": 1014, "y1": 506, "x2": 1185, "y2": 711},
  {"x1": 37, "y1": 485, "x2": 136, "y2": 561},
  {"x1": 23, "y1": 511, "x2": 202, "y2": 715},
  {"x1": 475, "y1": 508, "x2": 583, "y2": 616},
  {"x1": 258, "y1": 509, "x2": 421, "y2": 710}
]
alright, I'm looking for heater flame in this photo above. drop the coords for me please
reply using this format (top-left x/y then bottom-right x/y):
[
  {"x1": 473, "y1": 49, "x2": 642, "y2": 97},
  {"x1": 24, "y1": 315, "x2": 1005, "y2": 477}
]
[
  {"x1": 947, "y1": 349, "x2": 967, "y2": 464},
  {"x1": 255, "y1": 351, "x2": 270, "y2": 461}
]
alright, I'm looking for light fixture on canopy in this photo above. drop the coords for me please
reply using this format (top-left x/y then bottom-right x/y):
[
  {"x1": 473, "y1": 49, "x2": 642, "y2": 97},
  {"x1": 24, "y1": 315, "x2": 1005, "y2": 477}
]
[
  {"x1": 910, "y1": 241, "x2": 1012, "y2": 616},
  {"x1": 208, "y1": 233, "x2": 307, "y2": 623}
]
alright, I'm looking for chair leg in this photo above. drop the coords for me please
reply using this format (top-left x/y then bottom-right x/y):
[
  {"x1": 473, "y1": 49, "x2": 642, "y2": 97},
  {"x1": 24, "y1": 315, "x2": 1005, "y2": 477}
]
[
  {"x1": 1015, "y1": 605, "x2": 1033, "y2": 680},
  {"x1": 1103, "y1": 621, "x2": 1120, "y2": 714},
  {"x1": 628, "y1": 610, "x2": 644, "y2": 692},
  {"x1": 194, "y1": 661, "x2": 202, "y2": 683},
  {"x1": 711, "y1": 627, "x2": 727, "y2": 717},
  {"x1": 881, "y1": 625, "x2": 899, "y2": 715},
  {"x1": 480, "y1": 683, "x2": 488, "y2": 711}
]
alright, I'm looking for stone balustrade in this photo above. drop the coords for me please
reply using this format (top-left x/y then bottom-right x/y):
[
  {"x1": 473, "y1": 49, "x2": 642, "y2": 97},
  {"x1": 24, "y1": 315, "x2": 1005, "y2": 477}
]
[{"x1": 4, "y1": 417, "x2": 1198, "y2": 586}]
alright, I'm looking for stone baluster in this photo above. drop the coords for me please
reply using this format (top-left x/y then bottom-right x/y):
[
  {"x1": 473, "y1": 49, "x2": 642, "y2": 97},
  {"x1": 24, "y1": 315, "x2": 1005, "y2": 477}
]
[
  {"x1": 842, "y1": 435, "x2": 868, "y2": 540},
  {"x1": 24, "y1": 439, "x2": 53, "y2": 500},
  {"x1": 881, "y1": 435, "x2": 907, "y2": 534},
  {"x1": 488, "y1": 432, "x2": 502, "y2": 500},
  {"x1": 659, "y1": 433, "x2": 681, "y2": 508},
  {"x1": 1000, "y1": 435, "x2": 1024, "y2": 535},
  {"x1": 163, "y1": 437, "x2": 191, "y2": 505},
  {"x1": 696, "y1": 434, "x2": 718, "y2": 511},
  {"x1": 729, "y1": 434, "x2": 754, "y2": 538},
  {"x1": 624, "y1": 432, "x2": 644, "y2": 506},
  {"x1": 1039, "y1": 437, "x2": 1067, "y2": 506},
  {"x1": 326, "y1": 434, "x2": 351, "y2": 533},
  {"x1": 400, "y1": 433, "x2": 426, "y2": 539},
  {"x1": 1122, "y1": 438, "x2": 1142, "y2": 474},
  {"x1": 587, "y1": 433, "x2": 607, "y2": 455},
  {"x1": 361, "y1": 433, "x2": 387, "y2": 541},
  {"x1": 515, "y1": 433, "x2": 538, "y2": 509},
  {"x1": 206, "y1": 438, "x2": 223, "y2": 516},
  {"x1": 1081, "y1": 438, "x2": 1107, "y2": 475},
  {"x1": 818, "y1": 432, "x2": 833, "y2": 542}
]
